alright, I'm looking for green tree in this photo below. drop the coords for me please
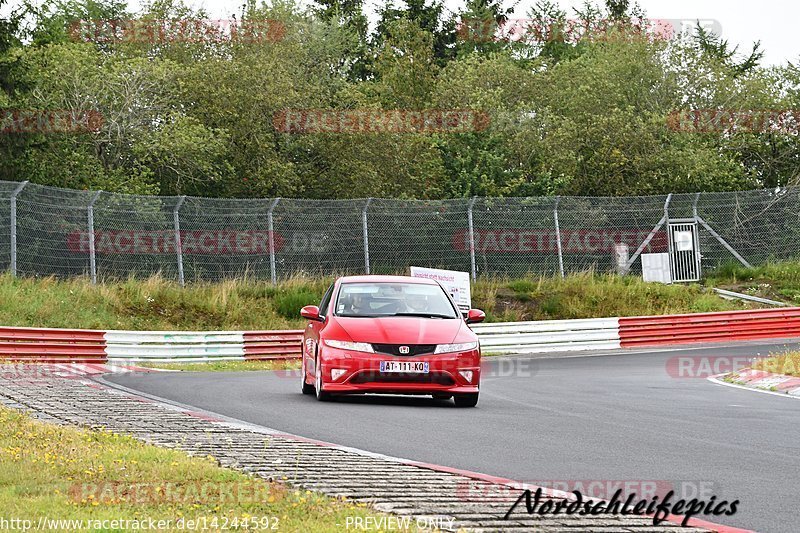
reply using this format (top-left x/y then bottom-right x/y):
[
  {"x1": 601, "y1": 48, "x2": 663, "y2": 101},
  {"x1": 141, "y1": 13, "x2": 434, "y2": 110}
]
[
  {"x1": 369, "y1": 18, "x2": 439, "y2": 108},
  {"x1": 374, "y1": 0, "x2": 457, "y2": 65},
  {"x1": 312, "y1": 0, "x2": 370, "y2": 79},
  {"x1": 693, "y1": 23, "x2": 764, "y2": 76},
  {"x1": 451, "y1": 0, "x2": 515, "y2": 59}
]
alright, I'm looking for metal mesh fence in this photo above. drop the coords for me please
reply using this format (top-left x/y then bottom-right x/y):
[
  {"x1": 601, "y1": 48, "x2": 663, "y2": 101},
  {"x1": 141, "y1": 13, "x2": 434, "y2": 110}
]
[
  {"x1": 0, "y1": 181, "x2": 16, "y2": 273},
  {"x1": 274, "y1": 198, "x2": 365, "y2": 278},
  {"x1": 15, "y1": 183, "x2": 95, "y2": 278},
  {"x1": 471, "y1": 196, "x2": 560, "y2": 277},
  {"x1": 369, "y1": 198, "x2": 471, "y2": 274},
  {"x1": 93, "y1": 191, "x2": 182, "y2": 280},
  {"x1": 1, "y1": 179, "x2": 799, "y2": 284}
]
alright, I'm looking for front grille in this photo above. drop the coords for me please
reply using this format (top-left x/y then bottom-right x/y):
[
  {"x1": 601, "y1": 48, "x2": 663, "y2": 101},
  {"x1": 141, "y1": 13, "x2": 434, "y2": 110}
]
[
  {"x1": 371, "y1": 344, "x2": 437, "y2": 356},
  {"x1": 351, "y1": 371, "x2": 455, "y2": 386}
]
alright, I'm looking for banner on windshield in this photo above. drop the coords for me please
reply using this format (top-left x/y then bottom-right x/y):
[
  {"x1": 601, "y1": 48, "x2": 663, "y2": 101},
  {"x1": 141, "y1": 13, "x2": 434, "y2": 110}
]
[{"x1": 410, "y1": 266, "x2": 472, "y2": 312}]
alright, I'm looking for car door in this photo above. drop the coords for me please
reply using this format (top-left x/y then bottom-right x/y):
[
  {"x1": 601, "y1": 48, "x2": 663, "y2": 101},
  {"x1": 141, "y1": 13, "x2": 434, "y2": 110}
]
[{"x1": 304, "y1": 283, "x2": 334, "y2": 375}]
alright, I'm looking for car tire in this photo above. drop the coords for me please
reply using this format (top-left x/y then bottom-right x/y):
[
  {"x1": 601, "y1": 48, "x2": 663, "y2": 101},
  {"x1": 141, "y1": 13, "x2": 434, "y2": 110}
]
[
  {"x1": 314, "y1": 355, "x2": 332, "y2": 402},
  {"x1": 301, "y1": 356, "x2": 315, "y2": 395},
  {"x1": 432, "y1": 393, "x2": 452, "y2": 400},
  {"x1": 453, "y1": 393, "x2": 479, "y2": 407}
]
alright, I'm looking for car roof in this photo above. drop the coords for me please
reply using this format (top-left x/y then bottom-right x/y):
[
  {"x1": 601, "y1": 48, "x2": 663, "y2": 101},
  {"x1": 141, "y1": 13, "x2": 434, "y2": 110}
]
[{"x1": 338, "y1": 275, "x2": 438, "y2": 285}]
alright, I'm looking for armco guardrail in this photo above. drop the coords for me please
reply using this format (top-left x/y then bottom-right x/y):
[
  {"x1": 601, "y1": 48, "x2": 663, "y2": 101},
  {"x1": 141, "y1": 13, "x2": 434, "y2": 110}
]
[
  {"x1": 3, "y1": 308, "x2": 800, "y2": 363},
  {"x1": 471, "y1": 318, "x2": 621, "y2": 354},
  {"x1": 618, "y1": 307, "x2": 800, "y2": 347},
  {"x1": 243, "y1": 331, "x2": 307, "y2": 360},
  {"x1": 0, "y1": 326, "x2": 107, "y2": 363},
  {"x1": 0, "y1": 326, "x2": 303, "y2": 363},
  {"x1": 105, "y1": 330, "x2": 303, "y2": 362},
  {"x1": 105, "y1": 331, "x2": 247, "y2": 362}
]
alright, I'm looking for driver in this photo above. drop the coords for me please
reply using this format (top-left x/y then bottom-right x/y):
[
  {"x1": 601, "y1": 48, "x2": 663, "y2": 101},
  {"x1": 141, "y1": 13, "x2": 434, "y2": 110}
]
[
  {"x1": 405, "y1": 293, "x2": 428, "y2": 313},
  {"x1": 351, "y1": 293, "x2": 368, "y2": 314},
  {"x1": 340, "y1": 292, "x2": 370, "y2": 315}
]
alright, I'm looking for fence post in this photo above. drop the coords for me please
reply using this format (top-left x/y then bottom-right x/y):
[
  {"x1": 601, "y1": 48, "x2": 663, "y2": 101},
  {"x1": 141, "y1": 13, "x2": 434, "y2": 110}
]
[
  {"x1": 9, "y1": 181, "x2": 28, "y2": 277},
  {"x1": 87, "y1": 190, "x2": 102, "y2": 284},
  {"x1": 554, "y1": 196, "x2": 565, "y2": 278},
  {"x1": 173, "y1": 196, "x2": 186, "y2": 287},
  {"x1": 362, "y1": 198, "x2": 373, "y2": 275},
  {"x1": 467, "y1": 197, "x2": 477, "y2": 281},
  {"x1": 268, "y1": 198, "x2": 281, "y2": 284}
]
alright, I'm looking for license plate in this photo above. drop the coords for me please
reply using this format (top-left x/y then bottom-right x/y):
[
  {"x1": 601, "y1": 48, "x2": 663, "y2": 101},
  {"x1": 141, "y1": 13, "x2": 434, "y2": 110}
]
[{"x1": 380, "y1": 361, "x2": 429, "y2": 373}]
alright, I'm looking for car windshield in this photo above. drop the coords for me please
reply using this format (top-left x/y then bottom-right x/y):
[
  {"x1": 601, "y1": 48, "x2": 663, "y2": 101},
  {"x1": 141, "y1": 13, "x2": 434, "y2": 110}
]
[{"x1": 335, "y1": 282, "x2": 459, "y2": 319}]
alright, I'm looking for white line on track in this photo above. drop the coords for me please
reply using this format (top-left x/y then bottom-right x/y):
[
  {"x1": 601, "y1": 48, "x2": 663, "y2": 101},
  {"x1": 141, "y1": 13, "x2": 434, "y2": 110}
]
[{"x1": 707, "y1": 374, "x2": 800, "y2": 400}]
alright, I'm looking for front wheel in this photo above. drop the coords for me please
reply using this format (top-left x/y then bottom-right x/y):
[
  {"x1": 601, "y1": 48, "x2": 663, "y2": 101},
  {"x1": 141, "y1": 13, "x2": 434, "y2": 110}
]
[
  {"x1": 314, "y1": 356, "x2": 332, "y2": 402},
  {"x1": 454, "y1": 393, "x2": 479, "y2": 407}
]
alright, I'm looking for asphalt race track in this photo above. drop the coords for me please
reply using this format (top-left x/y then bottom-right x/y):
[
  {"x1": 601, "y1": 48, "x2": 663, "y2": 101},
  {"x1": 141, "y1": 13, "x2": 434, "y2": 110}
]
[{"x1": 105, "y1": 341, "x2": 800, "y2": 533}]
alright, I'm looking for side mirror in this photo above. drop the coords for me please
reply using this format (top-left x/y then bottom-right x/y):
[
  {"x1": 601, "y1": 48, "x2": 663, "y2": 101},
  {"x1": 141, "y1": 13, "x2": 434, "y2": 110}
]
[
  {"x1": 300, "y1": 305, "x2": 323, "y2": 322},
  {"x1": 466, "y1": 308, "x2": 485, "y2": 324}
]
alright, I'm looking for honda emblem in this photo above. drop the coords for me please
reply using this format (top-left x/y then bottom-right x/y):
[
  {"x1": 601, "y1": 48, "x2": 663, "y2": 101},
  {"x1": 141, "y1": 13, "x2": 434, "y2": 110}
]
[{"x1": 399, "y1": 346, "x2": 410, "y2": 354}]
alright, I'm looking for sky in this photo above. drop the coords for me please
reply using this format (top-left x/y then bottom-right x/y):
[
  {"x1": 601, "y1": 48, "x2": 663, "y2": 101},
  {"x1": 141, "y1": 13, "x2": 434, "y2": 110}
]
[
  {"x1": 3, "y1": 0, "x2": 798, "y2": 65},
  {"x1": 159, "y1": 0, "x2": 800, "y2": 65}
]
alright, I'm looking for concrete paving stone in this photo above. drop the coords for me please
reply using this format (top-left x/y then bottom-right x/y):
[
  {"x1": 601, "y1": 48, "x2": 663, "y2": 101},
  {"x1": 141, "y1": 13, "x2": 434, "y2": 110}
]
[{"x1": 0, "y1": 370, "x2": 713, "y2": 533}]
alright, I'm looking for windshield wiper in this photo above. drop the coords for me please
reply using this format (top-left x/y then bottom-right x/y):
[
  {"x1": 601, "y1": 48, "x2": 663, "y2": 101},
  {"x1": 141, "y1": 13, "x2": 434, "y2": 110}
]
[{"x1": 390, "y1": 312, "x2": 455, "y2": 319}]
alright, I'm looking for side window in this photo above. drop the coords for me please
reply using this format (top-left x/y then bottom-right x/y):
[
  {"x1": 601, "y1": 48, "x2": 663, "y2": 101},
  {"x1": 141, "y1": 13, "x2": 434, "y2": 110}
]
[{"x1": 318, "y1": 284, "x2": 335, "y2": 317}]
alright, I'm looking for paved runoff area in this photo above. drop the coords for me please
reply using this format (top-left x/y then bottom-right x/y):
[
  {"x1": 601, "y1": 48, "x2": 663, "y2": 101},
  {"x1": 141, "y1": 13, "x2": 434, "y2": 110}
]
[{"x1": 0, "y1": 364, "x2": 712, "y2": 533}]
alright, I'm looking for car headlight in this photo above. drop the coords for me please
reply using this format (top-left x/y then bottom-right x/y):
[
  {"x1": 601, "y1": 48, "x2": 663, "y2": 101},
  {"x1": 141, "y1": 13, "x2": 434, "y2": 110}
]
[
  {"x1": 434, "y1": 341, "x2": 478, "y2": 354},
  {"x1": 324, "y1": 339, "x2": 375, "y2": 353}
]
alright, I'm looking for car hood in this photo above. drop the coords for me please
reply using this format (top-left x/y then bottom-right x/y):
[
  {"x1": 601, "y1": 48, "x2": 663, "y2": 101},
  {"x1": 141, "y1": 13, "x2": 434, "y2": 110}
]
[{"x1": 333, "y1": 316, "x2": 467, "y2": 344}]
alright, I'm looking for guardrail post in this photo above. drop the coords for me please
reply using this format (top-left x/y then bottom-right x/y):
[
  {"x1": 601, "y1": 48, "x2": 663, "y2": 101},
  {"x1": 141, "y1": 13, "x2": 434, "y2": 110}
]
[
  {"x1": 87, "y1": 190, "x2": 102, "y2": 284},
  {"x1": 362, "y1": 198, "x2": 373, "y2": 274},
  {"x1": 9, "y1": 181, "x2": 28, "y2": 277},
  {"x1": 554, "y1": 196, "x2": 565, "y2": 278},
  {"x1": 173, "y1": 196, "x2": 186, "y2": 287},
  {"x1": 467, "y1": 197, "x2": 477, "y2": 281},
  {"x1": 268, "y1": 197, "x2": 281, "y2": 284}
]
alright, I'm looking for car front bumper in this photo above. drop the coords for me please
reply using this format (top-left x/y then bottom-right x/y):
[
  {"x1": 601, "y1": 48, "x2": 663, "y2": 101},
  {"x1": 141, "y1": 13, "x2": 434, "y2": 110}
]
[{"x1": 319, "y1": 347, "x2": 480, "y2": 395}]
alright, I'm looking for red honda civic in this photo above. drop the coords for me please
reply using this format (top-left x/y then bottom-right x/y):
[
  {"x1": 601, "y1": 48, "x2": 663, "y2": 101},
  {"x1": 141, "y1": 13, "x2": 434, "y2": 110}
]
[{"x1": 299, "y1": 275, "x2": 485, "y2": 407}]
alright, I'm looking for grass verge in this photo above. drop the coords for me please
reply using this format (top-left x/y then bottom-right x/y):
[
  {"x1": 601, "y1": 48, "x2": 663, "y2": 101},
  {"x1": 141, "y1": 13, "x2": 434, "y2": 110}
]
[
  {"x1": 475, "y1": 271, "x2": 749, "y2": 321},
  {"x1": 0, "y1": 267, "x2": 768, "y2": 332},
  {"x1": 706, "y1": 260, "x2": 800, "y2": 305},
  {"x1": 0, "y1": 407, "x2": 408, "y2": 531},
  {"x1": 7, "y1": 260, "x2": 800, "y2": 331},
  {"x1": 138, "y1": 360, "x2": 300, "y2": 372},
  {"x1": 749, "y1": 351, "x2": 800, "y2": 377},
  {"x1": 0, "y1": 273, "x2": 325, "y2": 331}
]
